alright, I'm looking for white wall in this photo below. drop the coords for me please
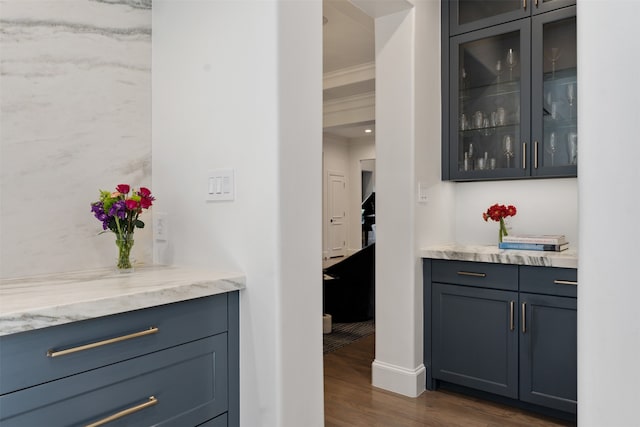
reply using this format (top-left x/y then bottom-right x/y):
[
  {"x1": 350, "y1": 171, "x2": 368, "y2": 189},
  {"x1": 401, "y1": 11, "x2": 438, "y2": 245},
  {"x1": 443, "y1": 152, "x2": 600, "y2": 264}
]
[
  {"x1": 0, "y1": 0, "x2": 152, "y2": 278},
  {"x1": 578, "y1": 1, "x2": 640, "y2": 424},
  {"x1": 372, "y1": 5, "x2": 426, "y2": 397},
  {"x1": 152, "y1": 1, "x2": 323, "y2": 426},
  {"x1": 454, "y1": 179, "x2": 578, "y2": 245}
]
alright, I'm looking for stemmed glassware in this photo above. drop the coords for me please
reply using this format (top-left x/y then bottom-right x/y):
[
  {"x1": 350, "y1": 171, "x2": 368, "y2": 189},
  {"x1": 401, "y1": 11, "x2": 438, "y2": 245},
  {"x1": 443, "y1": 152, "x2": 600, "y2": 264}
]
[
  {"x1": 567, "y1": 132, "x2": 578, "y2": 165},
  {"x1": 547, "y1": 131, "x2": 557, "y2": 166},
  {"x1": 503, "y1": 135, "x2": 514, "y2": 168},
  {"x1": 545, "y1": 47, "x2": 562, "y2": 79},
  {"x1": 506, "y1": 49, "x2": 518, "y2": 81},
  {"x1": 566, "y1": 83, "x2": 576, "y2": 119},
  {"x1": 495, "y1": 59, "x2": 503, "y2": 85}
]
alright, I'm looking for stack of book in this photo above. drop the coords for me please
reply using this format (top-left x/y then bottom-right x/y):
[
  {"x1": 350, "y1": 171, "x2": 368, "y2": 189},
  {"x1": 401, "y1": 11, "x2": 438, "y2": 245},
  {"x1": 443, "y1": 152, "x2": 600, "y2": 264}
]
[{"x1": 498, "y1": 234, "x2": 568, "y2": 252}]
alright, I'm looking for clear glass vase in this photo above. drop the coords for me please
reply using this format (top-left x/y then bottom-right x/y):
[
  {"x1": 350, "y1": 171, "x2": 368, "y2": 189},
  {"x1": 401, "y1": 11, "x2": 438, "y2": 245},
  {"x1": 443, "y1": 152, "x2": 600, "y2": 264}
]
[
  {"x1": 115, "y1": 234, "x2": 134, "y2": 272},
  {"x1": 498, "y1": 218, "x2": 508, "y2": 243}
]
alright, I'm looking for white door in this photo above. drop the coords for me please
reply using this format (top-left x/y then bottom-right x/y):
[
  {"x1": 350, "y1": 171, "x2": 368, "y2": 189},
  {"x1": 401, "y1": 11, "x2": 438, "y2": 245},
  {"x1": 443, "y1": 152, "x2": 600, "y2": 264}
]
[{"x1": 328, "y1": 171, "x2": 347, "y2": 258}]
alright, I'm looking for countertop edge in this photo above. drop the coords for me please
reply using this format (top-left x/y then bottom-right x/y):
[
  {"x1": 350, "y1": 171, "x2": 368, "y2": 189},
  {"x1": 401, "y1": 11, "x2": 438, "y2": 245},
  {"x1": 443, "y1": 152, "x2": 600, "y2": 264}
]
[
  {"x1": 0, "y1": 266, "x2": 245, "y2": 336},
  {"x1": 420, "y1": 244, "x2": 578, "y2": 269}
]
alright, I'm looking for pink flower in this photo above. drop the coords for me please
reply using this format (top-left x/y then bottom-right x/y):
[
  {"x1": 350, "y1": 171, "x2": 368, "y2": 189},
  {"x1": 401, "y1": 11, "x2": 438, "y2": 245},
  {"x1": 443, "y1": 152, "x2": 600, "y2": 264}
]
[
  {"x1": 125, "y1": 199, "x2": 139, "y2": 210},
  {"x1": 140, "y1": 197, "x2": 153, "y2": 209},
  {"x1": 116, "y1": 184, "x2": 130, "y2": 194},
  {"x1": 139, "y1": 187, "x2": 152, "y2": 197}
]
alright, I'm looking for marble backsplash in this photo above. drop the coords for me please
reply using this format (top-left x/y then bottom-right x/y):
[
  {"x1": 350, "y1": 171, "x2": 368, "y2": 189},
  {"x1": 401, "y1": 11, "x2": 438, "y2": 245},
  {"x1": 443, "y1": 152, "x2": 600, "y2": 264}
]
[{"x1": 0, "y1": 0, "x2": 152, "y2": 278}]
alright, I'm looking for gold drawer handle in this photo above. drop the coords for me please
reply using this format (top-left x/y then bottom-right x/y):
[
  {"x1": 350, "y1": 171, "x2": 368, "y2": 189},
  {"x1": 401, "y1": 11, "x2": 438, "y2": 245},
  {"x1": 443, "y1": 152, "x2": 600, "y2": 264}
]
[
  {"x1": 47, "y1": 327, "x2": 159, "y2": 358},
  {"x1": 85, "y1": 396, "x2": 158, "y2": 427},
  {"x1": 554, "y1": 279, "x2": 578, "y2": 286},
  {"x1": 457, "y1": 271, "x2": 486, "y2": 278}
]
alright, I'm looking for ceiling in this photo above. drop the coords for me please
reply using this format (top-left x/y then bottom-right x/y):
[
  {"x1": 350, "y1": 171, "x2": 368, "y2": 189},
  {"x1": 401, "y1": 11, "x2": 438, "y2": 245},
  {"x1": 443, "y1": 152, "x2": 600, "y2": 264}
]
[
  {"x1": 323, "y1": 0, "x2": 375, "y2": 139},
  {"x1": 323, "y1": 0, "x2": 374, "y2": 74}
]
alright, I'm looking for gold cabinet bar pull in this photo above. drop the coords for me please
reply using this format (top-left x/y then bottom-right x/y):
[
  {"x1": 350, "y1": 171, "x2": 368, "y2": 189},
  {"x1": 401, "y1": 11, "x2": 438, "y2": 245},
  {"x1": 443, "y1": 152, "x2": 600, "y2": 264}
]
[
  {"x1": 457, "y1": 271, "x2": 486, "y2": 278},
  {"x1": 554, "y1": 279, "x2": 578, "y2": 286},
  {"x1": 522, "y1": 142, "x2": 527, "y2": 169},
  {"x1": 47, "y1": 327, "x2": 159, "y2": 358},
  {"x1": 534, "y1": 141, "x2": 539, "y2": 169},
  {"x1": 523, "y1": 0, "x2": 527, "y2": 10},
  {"x1": 535, "y1": 0, "x2": 539, "y2": 7},
  {"x1": 85, "y1": 396, "x2": 158, "y2": 427},
  {"x1": 509, "y1": 301, "x2": 515, "y2": 331},
  {"x1": 521, "y1": 303, "x2": 526, "y2": 333}
]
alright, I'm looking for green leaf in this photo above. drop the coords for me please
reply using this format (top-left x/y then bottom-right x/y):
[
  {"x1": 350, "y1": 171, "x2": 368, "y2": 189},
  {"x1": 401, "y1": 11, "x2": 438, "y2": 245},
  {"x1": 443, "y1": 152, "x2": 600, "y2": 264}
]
[{"x1": 135, "y1": 219, "x2": 145, "y2": 229}]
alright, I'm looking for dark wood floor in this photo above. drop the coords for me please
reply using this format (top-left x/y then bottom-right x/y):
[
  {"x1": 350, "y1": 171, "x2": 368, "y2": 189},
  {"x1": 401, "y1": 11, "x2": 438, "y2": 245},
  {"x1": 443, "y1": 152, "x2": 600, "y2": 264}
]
[{"x1": 324, "y1": 334, "x2": 575, "y2": 427}]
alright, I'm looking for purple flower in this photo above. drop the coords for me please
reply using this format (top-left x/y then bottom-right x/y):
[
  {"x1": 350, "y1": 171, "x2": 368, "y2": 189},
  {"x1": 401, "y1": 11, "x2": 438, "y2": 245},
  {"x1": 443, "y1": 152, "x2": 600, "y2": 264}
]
[
  {"x1": 109, "y1": 200, "x2": 127, "y2": 220},
  {"x1": 91, "y1": 203, "x2": 107, "y2": 220}
]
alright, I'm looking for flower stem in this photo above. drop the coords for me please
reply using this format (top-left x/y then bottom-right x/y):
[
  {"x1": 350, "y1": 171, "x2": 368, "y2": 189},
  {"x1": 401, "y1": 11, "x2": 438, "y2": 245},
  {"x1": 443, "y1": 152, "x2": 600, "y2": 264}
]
[
  {"x1": 116, "y1": 235, "x2": 134, "y2": 270},
  {"x1": 499, "y1": 218, "x2": 508, "y2": 242}
]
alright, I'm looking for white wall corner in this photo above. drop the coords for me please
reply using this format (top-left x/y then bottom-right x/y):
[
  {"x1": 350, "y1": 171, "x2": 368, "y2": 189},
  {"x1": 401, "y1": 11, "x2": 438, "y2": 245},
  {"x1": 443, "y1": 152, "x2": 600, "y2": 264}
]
[{"x1": 371, "y1": 359, "x2": 426, "y2": 398}]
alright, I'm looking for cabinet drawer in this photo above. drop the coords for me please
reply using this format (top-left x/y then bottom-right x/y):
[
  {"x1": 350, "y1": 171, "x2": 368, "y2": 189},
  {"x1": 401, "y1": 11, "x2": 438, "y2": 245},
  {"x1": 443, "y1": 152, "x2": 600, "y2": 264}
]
[
  {"x1": 0, "y1": 294, "x2": 228, "y2": 395},
  {"x1": 0, "y1": 334, "x2": 228, "y2": 427},
  {"x1": 520, "y1": 266, "x2": 577, "y2": 297},
  {"x1": 432, "y1": 260, "x2": 518, "y2": 291}
]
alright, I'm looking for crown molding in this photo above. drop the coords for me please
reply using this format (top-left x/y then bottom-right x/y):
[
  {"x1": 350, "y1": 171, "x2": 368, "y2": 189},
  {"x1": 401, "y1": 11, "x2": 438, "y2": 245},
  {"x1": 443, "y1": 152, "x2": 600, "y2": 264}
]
[
  {"x1": 323, "y1": 91, "x2": 375, "y2": 112},
  {"x1": 323, "y1": 91, "x2": 375, "y2": 128},
  {"x1": 323, "y1": 62, "x2": 375, "y2": 90}
]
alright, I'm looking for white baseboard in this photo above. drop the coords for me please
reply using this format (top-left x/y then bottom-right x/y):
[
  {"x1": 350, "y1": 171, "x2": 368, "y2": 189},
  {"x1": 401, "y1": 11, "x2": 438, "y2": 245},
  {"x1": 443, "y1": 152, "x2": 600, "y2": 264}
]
[{"x1": 371, "y1": 359, "x2": 426, "y2": 398}]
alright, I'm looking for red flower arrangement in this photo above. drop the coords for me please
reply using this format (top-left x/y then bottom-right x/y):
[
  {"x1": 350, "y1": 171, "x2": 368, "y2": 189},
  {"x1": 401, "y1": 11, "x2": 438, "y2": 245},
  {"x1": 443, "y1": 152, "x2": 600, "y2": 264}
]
[{"x1": 482, "y1": 203, "x2": 517, "y2": 242}]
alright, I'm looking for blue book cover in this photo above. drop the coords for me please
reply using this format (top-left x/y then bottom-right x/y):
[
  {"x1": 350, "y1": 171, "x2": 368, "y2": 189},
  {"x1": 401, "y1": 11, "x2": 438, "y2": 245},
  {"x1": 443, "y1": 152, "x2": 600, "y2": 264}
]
[{"x1": 498, "y1": 242, "x2": 568, "y2": 251}]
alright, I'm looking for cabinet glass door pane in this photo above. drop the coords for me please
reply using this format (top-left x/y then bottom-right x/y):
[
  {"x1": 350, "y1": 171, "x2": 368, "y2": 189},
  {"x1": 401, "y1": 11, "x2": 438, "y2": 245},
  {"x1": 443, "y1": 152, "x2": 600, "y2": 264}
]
[
  {"x1": 458, "y1": 31, "x2": 522, "y2": 173},
  {"x1": 457, "y1": 0, "x2": 522, "y2": 27},
  {"x1": 540, "y1": 16, "x2": 576, "y2": 169}
]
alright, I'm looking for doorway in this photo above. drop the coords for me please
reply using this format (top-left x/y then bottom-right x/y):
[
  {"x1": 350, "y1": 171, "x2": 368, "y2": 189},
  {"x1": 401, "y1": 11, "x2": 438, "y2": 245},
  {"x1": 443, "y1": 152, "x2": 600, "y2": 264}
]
[
  {"x1": 327, "y1": 170, "x2": 347, "y2": 258},
  {"x1": 360, "y1": 158, "x2": 375, "y2": 247}
]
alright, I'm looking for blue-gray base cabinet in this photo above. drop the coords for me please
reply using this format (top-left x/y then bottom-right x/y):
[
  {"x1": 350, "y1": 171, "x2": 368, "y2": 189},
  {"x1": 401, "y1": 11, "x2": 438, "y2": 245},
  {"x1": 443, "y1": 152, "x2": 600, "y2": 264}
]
[
  {"x1": 424, "y1": 259, "x2": 576, "y2": 417},
  {"x1": 0, "y1": 291, "x2": 240, "y2": 427}
]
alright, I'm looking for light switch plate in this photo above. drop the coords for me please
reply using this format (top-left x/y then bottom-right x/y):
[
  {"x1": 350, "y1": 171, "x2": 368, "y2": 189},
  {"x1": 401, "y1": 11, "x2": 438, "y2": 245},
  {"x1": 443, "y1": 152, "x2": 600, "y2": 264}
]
[
  {"x1": 206, "y1": 169, "x2": 235, "y2": 201},
  {"x1": 418, "y1": 182, "x2": 429, "y2": 204},
  {"x1": 154, "y1": 212, "x2": 169, "y2": 241}
]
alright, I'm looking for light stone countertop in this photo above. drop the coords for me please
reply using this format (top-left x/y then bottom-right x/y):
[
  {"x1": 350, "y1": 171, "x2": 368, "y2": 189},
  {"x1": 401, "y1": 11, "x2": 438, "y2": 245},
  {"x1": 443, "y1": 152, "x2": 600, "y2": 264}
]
[
  {"x1": 0, "y1": 265, "x2": 245, "y2": 336},
  {"x1": 420, "y1": 243, "x2": 578, "y2": 269}
]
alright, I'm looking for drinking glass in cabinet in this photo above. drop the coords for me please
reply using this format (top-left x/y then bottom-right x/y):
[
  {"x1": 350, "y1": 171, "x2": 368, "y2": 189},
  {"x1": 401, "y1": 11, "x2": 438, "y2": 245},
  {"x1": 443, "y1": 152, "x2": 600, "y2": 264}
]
[
  {"x1": 566, "y1": 83, "x2": 576, "y2": 119},
  {"x1": 456, "y1": 30, "x2": 522, "y2": 173},
  {"x1": 506, "y1": 48, "x2": 518, "y2": 81},
  {"x1": 567, "y1": 132, "x2": 577, "y2": 165},
  {"x1": 548, "y1": 131, "x2": 557, "y2": 166},
  {"x1": 540, "y1": 15, "x2": 576, "y2": 169},
  {"x1": 503, "y1": 135, "x2": 514, "y2": 168}
]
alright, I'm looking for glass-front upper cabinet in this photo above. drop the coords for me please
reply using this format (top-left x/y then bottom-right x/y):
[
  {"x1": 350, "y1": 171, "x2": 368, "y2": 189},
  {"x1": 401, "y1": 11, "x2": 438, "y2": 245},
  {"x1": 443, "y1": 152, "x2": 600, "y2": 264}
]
[
  {"x1": 449, "y1": 0, "x2": 575, "y2": 36},
  {"x1": 449, "y1": 20, "x2": 531, "y2": 180},
  {"x1": 531, "y1": 7, "x2": 576, "y2": 177},
  {"x1": 450, "y1": 0, "x2": 527, "y2": 35}
]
